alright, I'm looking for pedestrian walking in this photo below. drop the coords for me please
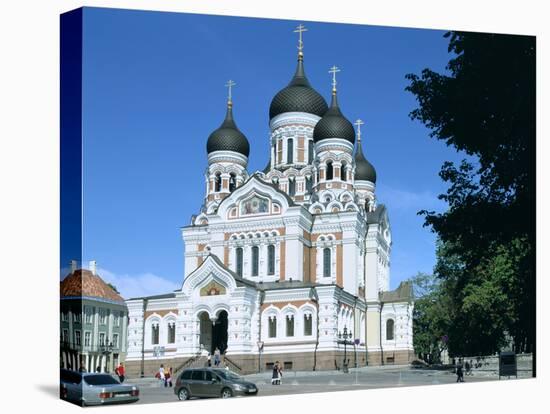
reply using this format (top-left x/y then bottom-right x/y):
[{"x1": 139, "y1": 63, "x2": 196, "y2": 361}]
[
  {"x1": 456, "y1": 361, "x2": 464, "y2": 382},
  {"x1": 271, "y1": 362, "x2": 279, "y2": 385},
  {"x1": 115, "y1": 362, "x2": 125, "y2": 383},
  {"x1": 95, "y1": 366, "x2": 101, "y2": 373},
  {"x1": 158, "y1": 364, "x2": 165, "y2": 387},
  {"x1": 214, "y1": 347, "x2": 221, "y2": 367},
  {"x1": 207, "y1": 352, "x2": 212, "y2": 367}
]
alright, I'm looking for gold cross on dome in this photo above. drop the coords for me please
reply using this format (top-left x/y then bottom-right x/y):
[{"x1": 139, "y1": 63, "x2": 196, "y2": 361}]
[
  {"x1": 329, "y1": 65, "x2": 341, "y2": 91},
  {"x1": 294, "y1": 24, "x2": 308, "y2": 54},
  {"x1": 225, "y1": 79, "x2": 236, "y2": 102},
  {"x1": 354, "y1": 119, "x2": 364, "y2": 141}
]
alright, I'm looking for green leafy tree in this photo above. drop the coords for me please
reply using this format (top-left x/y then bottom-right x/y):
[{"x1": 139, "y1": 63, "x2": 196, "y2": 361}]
[{"x1": 405, "y1": 32, "x2": 535, "y2": 369}]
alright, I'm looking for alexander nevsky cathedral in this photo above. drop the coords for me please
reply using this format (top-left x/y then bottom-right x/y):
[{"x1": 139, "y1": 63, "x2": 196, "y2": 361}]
[{"x1": 125, "y1": 25, "x2": 414, "y2": 376}]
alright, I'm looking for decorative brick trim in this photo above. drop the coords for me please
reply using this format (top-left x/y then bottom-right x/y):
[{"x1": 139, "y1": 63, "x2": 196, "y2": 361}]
[{"x1": 144, "y1": 309, "x2": 178, "y2": 319}]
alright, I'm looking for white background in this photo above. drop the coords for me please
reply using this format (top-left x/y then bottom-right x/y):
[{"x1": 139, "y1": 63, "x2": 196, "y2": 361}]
[{"x1": 0, "y1": 1, "x2": 547, "y2": 413}]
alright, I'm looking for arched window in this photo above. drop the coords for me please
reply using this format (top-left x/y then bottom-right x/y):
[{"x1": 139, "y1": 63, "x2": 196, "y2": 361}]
[
  {"x1": 229, "y1": 173, "x2": 236, "y2": 192},
  {"x1": 326, "y1": 161, "x2": 333, "y2": 180},
  {"x1": 288, "y1": 178, "x2": 295, "y2": 196},
  {"x1": 323, "y1": 248, "x2": 331, "y2": 278},
  {"x1": 167, "y1": 321, "x2": 176, "y2": 344},
  {"x1": 308, "y1": 140, "x2": 314, "y2": 164},
  {"x1": 340, "y1": 162, "x2": 347, "y2": 181},
  {"x1": 236, "y1": 248, "x2": 243, "y2": 277},
  {"x1": 251, "y1": 246, "x2": 259, "y2": 276},
  {"x1": 287, "y1": 138, "x2": 294, "y2": 164},
  {"x1": 214, "y1": 172, "x2": 222, "y2": 192},
  {"x1": 286, "y1": 314, "x2": 295, "y2": 337},
  {"x1": 268, "y1": 316, "x2": 277, "y2": 338},
  {"x1": 305, "y1": 176, "x2": 312, "y2": 193},
  {"x1": 304, "y1": 314, "x2": 313, "y2": 336},
  {"x1": 267, "y1": 244, "x2": 275, "y2": 275},
  {"x1": 151, "y1": 322, "x2": 159, "y2": 345},
  {"x1": 386, "y1": 319, "x2": 395, "y2": 340}
]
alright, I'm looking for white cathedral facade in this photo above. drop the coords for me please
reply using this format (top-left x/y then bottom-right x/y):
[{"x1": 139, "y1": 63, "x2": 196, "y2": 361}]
[{"x1": 125, "y1": 28, "x2": 413, "y2": 375}]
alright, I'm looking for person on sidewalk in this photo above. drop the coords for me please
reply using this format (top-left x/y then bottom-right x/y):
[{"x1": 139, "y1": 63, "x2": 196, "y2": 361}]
[
  {"x1": 456, "y1": 360, "x2": 464, "y2": 382},
  {"x1": 115, "y1": 362, "x2": 125, "y2": 383},
  {"x1": 158, "y1": 364, "x2": 165, "y2": 387},
  {"x1": 214, "y1": 347, "x2": 221, "y2": 367}
]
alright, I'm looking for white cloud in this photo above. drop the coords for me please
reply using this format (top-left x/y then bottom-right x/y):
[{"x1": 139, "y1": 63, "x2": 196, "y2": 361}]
[{"x1": 95, "y1": 267, "x2": 180, "y2": 300}]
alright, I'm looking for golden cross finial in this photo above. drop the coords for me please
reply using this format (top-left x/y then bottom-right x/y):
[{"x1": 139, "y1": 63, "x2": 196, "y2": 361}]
[
  {"x1": 329, "y1": 65, "x2": 341, "y2": 92},
  {"x1": 294, "y1": 24, "x2": 308, "y2": 57},
  {"x1": 225, "y1": 79, "x2": 236, "y2": 103},
  {"x1": 354, "y1": 119, "x2": 365, "y2": 141}
]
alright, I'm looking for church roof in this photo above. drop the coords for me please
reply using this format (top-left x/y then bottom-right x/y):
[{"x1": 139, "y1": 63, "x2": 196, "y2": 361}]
[
  {"x1": 366, "y1": 204, "x2": 387, "y2": 224},
  {"x1": 206, "y1": 102, "x2": 250, "y2": 156},
  {"x1": 313, "y1": 91, "x2": 355, "y2": 143},
  {"x1": 60, "y1": 269, "x2": 125, "y2": 304},
  {"x1": 380, "y1": 281, "x2": 413, "y2": 303},
  {"x1": 269, "y1": 57, "x2": 328, "y2": 120},
  {"x1": 354, "y1": 139, "x2": 377, "y2": 182}
]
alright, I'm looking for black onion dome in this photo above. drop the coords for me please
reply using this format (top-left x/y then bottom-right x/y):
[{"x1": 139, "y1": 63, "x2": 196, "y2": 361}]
[
  {"x1": 206, "y1": 103, "x2": 250, "y2": 157},
  {"x1": 355, "y1": 140, "x2": 377, "y2": 183},
  {"x1": 269, "y1": 58, "x2": 328, "y2": 120},
  {"x1": 313, "y1": 92, "x2": 356, "y2": 143}
]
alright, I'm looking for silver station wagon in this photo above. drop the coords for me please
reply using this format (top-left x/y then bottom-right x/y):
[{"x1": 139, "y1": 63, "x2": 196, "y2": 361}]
[
  {"x1": 175, "y1": 368, "x2": 258, "y2": 400},
  {"x1": 60, "y1": 369, "x2": 140, "y2": 406}
]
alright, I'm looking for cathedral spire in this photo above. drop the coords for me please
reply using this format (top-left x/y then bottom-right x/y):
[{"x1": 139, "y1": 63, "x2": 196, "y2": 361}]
[
  {"x1": 329, "y1": 65, "x2": 341, "y2": 95},
  {"x1": 293, "y1": 23, "x2": 307, "y2": 60}
]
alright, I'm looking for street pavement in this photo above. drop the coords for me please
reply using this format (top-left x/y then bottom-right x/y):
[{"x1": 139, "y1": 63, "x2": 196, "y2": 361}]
[{"x1": 124, "y1": 365, "x2": 522, "y2": 406}]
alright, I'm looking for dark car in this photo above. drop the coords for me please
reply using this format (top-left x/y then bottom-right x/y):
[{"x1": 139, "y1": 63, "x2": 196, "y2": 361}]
[
  {"x1": 175, "y1": 368, "x2": 258, "y2": 400},
  {"x1": 60, "y1": 369, "x2": 139, "y2": 406}
]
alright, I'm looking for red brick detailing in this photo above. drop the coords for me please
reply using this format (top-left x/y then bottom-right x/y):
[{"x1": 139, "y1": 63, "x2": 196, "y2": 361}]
[
  {"x1": 261, "y1": 300, "x2": 312, "y2": 312},
  {"x1": 297, "y1": 137, "x2": 305, "y2": 162},
  {"x1": 144, "y1": 309, "x2": 178, "y2": 319},
  {"x1": 280, "y1": 241, "x2": 286, "y2": 281},
  {"x1": 222, "y1": 178, "x2": 229, "y2": 190},
  {"x1": 224, "y1": 247, "x2": 229, "y2": 266},
  {"x1": 335, "y1": 233, "x2": 343, "y2": 288}
]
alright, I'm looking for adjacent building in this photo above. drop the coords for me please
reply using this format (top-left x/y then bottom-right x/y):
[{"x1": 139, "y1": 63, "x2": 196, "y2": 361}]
[{"x1": 60, "y1": 260, "x2": 129, "y2": 373}]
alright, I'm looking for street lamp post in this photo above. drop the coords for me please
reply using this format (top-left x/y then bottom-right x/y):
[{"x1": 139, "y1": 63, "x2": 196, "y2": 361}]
[
  {"x1": 257, "y1": 341, "x2": 264, "y2": 374},
  {"x1": 338, "y1": 326, "x2": 353, "y2": 373}
]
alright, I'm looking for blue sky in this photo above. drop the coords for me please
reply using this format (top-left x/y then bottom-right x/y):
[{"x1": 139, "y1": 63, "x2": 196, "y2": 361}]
[{"x1": 70, "y1": 7, "x2": 465, "y2": 298}]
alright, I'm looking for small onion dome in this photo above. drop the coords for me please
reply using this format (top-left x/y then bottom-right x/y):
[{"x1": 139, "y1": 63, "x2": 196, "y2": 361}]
[
  {"x1": 206, "y1": 102, "x2": 250, "y2": 157},
  {"x1": 355, "y1": 139, "x2": 377, "y2": 183},
  {"x1": 269, "y1": 57, "x2": 328, "y2": 120},
  {"x1": 313, "y1": 91, "x2": 355, "y2": 143}
]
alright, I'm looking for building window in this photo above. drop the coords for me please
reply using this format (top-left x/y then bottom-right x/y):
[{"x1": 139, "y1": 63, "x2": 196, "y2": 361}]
[
  {"x1": 62, "y1": 329, "x2": 69, "y2": 344},
  {"x1": 286, "y1": 315, "x2": 295, "y2": 337},
  {"x1": 287, "y1": 138, "x2": 294, "y2": 164},
  {"x1": 236, "y1": 248, "x2": 243, "y2": 277},
  {"x1": 229, "y1": 173, "x2": 237, "y2": 192},
  {"x1": 386, "y1": 319, "x2": 395, "y2": 340},
  {"x1": 267, "y1": 244, "x2": 275, "y2": 275},
  {"x1": 99, "y1": 308, "x2": 108, "y2": 325},
  {"x1": 113, "y1": 313, "x2": 120, "y2": 327},
  {"x1": 304, "y1": 314, "x2": 313, "y2": 336},
  {"x1": 84, "y1": 332, "x2": 91, "y2": 347},
  {"x1": 74, "y1": 312, "x2": 82, "y2": 324},
  {"x1": 326, "y1": 161, "x2": 333, "y2": 180},
  {"x1": 168, "y1": 322, "x2": 176, "y2": 344},
  {"x1": 112, "y1": 333, "x2": 119, "y2": 348},
  {"x1": 152, "y1": 323, "x2": 160, "y2": 345},
  {"x1": 84, "y1": 306, "x2": 93, "y2": 324},
  {"x1": 340, "y1": 162, "x2": 346, "y2": 181},
  {"x1": 251, "y1": 246, "x2": 259, "y2": 276},
  {"x1": 268, "y1": 316, "x2": 277, "y2": 338},
  {"x1": 323, "y1": 248, "x2": 331, "y2": 277},
  {"x1": 74, "y1": 330, "x2": 81, "y2": 346},
  {"x1": 215, "y1": 172, "x2": 222, "y2": 192},
  {"x1": 308, "y1": 140, "x2": 314, "y2": 164},
  {"x1": 288, "y1": 178, "x2": 295, "y2": 196},
  {"x1": 305, "y1": 176, "x2": 312, "y2": 193},
  {"x1": 99, "y1": 332, "x2": 106, "y2": 347}
]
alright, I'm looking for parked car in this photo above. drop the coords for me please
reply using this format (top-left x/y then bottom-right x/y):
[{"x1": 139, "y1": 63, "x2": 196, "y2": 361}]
[
  {"x1": 60, "y1": 369, "x2": 139, "y2": 406},
  {"x1": 175, "y1": 368, "x2": 258, "y2": 400}
]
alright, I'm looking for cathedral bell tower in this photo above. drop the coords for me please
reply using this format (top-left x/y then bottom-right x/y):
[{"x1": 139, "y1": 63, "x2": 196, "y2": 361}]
[
  {"x1": 312, "y1": 66, "x2": 355, "y2": 204},
  {"x1": 353, "y1": 119, "x2": 377, "y2": 212},
  {"x1": 205, "y1": 81, "x2": 250, "y2": 210}
]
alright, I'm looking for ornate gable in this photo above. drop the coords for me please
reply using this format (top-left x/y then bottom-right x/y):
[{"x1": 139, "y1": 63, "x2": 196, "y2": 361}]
[
  {"x1": 180, "y1": 255, "x2": 238, "y2": 298},
  {"x1": 216, "y1": 174, "x2": 293, "y2": 220}
]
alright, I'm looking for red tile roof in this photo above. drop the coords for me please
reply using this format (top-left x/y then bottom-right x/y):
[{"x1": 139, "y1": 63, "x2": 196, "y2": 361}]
[{"x1": 60, "y1": 269, "x2": 125, "y2": 303}]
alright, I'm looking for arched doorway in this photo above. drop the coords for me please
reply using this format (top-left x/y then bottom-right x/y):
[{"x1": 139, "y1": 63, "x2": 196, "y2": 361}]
[{"x1": 212, "y1": 310, "x2": 228, "y2": 354}]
